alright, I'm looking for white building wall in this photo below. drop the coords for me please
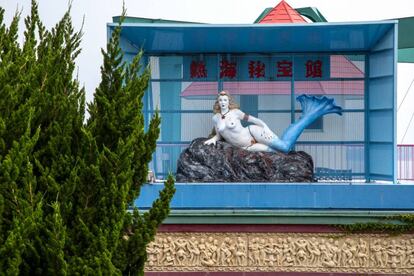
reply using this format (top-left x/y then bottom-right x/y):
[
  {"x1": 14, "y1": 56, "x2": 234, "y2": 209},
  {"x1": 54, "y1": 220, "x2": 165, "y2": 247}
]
[{"x1": 397, "y1": 63, "x2": 414, "y2": 144}]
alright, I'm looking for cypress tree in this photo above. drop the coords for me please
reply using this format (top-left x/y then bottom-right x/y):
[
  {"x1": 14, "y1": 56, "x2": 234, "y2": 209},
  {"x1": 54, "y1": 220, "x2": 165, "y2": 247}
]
[{"x1": 0, "y1": 1, "x2": 175, "y2": 275}]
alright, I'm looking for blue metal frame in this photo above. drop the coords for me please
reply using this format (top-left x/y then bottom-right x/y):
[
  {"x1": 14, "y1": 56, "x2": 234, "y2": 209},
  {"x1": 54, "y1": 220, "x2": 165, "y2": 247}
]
[
  {"x1": 290, "y1": 54, "x2": 296, "y2": 150},
  {"x1": 136, "y1": 183, "x2": 414, "y2": 210},
  {"x1": 364, "y1": 54, "x2": 370, "y2": 182},
  {"x1": 110, "y1": 21, "x2": 395, "y2": 54},
  {"x1": 393, "y1": 23, "x2": 399, "y2": 183},
  {"x1": 114, "y1": 20, "x2": 398, "y2": 183},
  {"x1": 365, "y1": 26, "x2": 397, "y2": 182}
]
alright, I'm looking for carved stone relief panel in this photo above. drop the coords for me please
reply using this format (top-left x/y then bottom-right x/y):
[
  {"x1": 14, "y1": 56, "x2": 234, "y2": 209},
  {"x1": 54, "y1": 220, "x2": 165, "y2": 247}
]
[{"x1": 145, "y1": 232, "x2": 414, "y2": 274}]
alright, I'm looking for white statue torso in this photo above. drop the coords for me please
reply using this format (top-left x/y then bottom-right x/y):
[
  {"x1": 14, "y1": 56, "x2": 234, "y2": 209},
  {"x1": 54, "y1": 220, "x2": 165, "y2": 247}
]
[{"x1": 213, "y1": 109, "x2": 253, "y2": 148}]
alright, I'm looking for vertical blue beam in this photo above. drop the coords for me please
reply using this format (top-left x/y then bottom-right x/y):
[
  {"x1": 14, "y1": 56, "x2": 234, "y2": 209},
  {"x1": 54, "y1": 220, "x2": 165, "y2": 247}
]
[
  {"x1": 364, "y1": 54, "x2": 370, "y2": 182},
  {"x1": 291, "y1": 55, "x2": 295, "y2": 124},
  {"x1": 291, "y1": 54, "x2": 296, "y2": 150},
  {"x1": 217, "y1": 54, "x2": 223, "y2": 92},
  {"x1": 366, "y1": 26, "x2": 397, "y2": 182},
  {"x1": 143, "y1": 55, "x2": 149, "y2": 131},
  {"x1": 393, "y1": 23, "x2": 398, "y2": 183},
  {"x1": 145, "y1": 55, "x2": 157, "y2": 173},
  {"x1": 159, "y1": 57, "x2": 182, "y2": 175},
  {"x1": 106, "y1": 25, "x2": 113, "y2": 44}
]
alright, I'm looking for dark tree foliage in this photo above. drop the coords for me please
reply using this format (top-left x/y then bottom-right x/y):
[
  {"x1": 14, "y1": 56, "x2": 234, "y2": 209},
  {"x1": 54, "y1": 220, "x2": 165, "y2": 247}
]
[{"x1": 0, "y1": 1, "x2": 175, "y2": 275}]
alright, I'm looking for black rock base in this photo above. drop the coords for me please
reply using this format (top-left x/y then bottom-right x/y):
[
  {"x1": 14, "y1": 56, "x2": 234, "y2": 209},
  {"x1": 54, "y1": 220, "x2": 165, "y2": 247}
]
[{"x1": 176, "y1": 138, "x2": 314, "y2": 183}]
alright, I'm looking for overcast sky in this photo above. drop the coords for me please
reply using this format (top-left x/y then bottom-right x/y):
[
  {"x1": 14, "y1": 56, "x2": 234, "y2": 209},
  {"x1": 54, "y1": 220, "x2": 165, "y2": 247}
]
[{"x1": 1, "y1": 0, "x2": 414, "y2": 142}]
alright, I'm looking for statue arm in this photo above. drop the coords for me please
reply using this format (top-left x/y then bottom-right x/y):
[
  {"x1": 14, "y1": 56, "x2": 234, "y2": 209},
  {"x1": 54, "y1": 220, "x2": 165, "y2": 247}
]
[
  {"x1": 204, "y1": 115, "x2": 221, "y2": 145},
  {"x1": 237, "y1": 110, "x2": 271, "y2": 132},
  {"x1": 204, "y1": 131, "x2": 221, "y2": 145}
]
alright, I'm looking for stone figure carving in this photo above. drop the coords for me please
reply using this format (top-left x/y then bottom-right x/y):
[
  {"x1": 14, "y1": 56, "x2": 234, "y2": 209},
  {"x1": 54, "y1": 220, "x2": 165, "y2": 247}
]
[
  {"x1": 162, "y1": 237, "x2": 175, "y2": 266},
  {"x1": 326, "y1": 239, "x2": 341, "y2": 267},
  {"x1": 371, "y1": 239, "x2": 385, "y2": 267},
  {"x1": 235, "y1": 237, "x2": 247, "y2": 266},
  {"x1": 386, "y1": 240, "x2": 402, "y2": 268},
  {"x1": 281, "y1": 237, "x2": 295, "y2": 267},
  {"x1": 198, "y1": 238, "x2": 209, "y2": 266},
  {"x1": 146, "y1": 233, "x2": 414, "y2": 274},
  {"x1": 187, "y1": 237, "x2": 201, "y2": 266},
  {"x1": 248, "y1": 237, "x2": 260, "y2": 266},
  {"x1": 206, "y1": 237, "x2": 219, "y2": 266},
  {"x1": 174, "y1": 238, "x2": 189, "y2": 265},
  {"x1": 204, "y1": 90, "x2": 342, "y2": 153},
  {"x1": 319, "y1": 239, "x2": 335, "y2": 267},
  {"x1": 219, "y1": 237, "x2": 233, "y2": 265},
  {"x1": 295, "y1": 238, "x2": 309, "y2": 266},
  {"x1": 307, "y1": 237, "x2": 321, "y2": 266},
  {"x1": 146, "y1": 241, "x2": 161, "y2": 266},
  {"x1": 407, "y1": 239, "x2": 414, "y2": 267},
  {"x1": 264, "y1": 238, "x2": 278, "y2": 266},
  {"x1": 357, "y1": 238, "x2": 369, "y2": 267}
]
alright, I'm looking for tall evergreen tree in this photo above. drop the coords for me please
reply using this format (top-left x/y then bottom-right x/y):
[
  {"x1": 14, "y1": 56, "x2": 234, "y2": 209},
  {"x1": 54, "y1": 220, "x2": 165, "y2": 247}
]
[{"x1": 0, "y1": 1, "x2": 175, "y2": 275}]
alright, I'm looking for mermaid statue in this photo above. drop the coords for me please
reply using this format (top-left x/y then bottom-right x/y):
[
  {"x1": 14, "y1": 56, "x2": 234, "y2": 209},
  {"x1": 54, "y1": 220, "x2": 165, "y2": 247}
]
[{"x1": 204, "y1": 90, "x2": 342, "y2": 153}]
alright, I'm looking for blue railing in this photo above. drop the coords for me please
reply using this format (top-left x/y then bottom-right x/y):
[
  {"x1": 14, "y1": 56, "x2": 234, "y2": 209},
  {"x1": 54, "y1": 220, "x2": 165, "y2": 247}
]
[
  {"x1": 151, "y1": 142, "x2": 367, "y2": 182},
  {"x1": 398, "y1": 145, "x2": 414, "y2": 181},
  {"x1": 150, "y1": 143, "x2": 414, "y2": 182}
]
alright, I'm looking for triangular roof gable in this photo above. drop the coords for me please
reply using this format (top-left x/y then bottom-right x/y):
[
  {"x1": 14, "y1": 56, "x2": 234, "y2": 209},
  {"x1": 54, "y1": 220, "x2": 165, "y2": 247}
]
[{"x1": 259, "y1": 0, "x2": 306, "y2": 24}]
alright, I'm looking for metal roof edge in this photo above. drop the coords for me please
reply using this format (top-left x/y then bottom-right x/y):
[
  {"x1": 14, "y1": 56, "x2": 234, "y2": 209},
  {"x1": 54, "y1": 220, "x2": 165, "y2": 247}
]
[{"x1": 107, "y1": 20, "x2": 397, "y2": 28}]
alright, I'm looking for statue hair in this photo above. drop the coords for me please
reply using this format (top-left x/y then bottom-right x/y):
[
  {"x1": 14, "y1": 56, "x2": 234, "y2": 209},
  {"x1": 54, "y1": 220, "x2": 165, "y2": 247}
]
[{"x1": 213, "y1": 90, "x2": 239, "y2": 114}]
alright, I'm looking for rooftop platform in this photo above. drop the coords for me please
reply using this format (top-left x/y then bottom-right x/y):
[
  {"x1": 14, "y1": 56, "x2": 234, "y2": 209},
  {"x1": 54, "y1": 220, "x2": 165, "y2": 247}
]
[
  {"x1": 136, "y1": 183, "x2": 414, "y2": 210},
  {"x1": 135, "y1": 183, "x2": 414, "y2": 225}
]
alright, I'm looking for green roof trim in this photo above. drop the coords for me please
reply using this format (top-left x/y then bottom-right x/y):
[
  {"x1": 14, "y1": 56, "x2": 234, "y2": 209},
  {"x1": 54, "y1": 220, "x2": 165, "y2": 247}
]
[
  {"x1": 396, "y1": 16, "x2": 414, "y2": 49},
  {"x1": 296, "y1": 7, "x2": 328, "y2": 22},
  {"x1": 398, "y1": 48, "x2": 414, "y2": 63},
  {"x1": 254, "y1": 7, "x2": 273, "y2": 23},
  {"x1": 162, "y1": 209, "x2": 414, "y2": 225},
  {"x1": 113, "y1": 16, "x2": 203, "y2": 24}
]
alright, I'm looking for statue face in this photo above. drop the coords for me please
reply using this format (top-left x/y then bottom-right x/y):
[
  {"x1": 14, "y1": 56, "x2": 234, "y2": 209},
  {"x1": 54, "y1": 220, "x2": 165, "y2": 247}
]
[{"x1": 218, "y1": 95, "x2": 229, "y2": 110}]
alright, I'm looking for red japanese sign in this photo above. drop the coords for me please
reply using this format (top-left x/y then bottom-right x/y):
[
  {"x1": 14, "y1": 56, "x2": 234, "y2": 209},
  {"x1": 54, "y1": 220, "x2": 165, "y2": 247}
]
[
  {"x1": 190, "y1": 61, "x2": 207, "y2": 78},
  {"x1": 248, "y1": 60, "x2": 266, "y2": 78},
  {"x1": 185, "y1": 56, "x2": 328, "y2": 80},
  {"x1": 305, "y1": 60, "x2": 323, "y2": 78},
  {"x1": 277, "y1": 60, "x2": 293, "y2": 77},
  {"x1": 220, "y1": 59, "x2": 237, "y2": 79}
]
